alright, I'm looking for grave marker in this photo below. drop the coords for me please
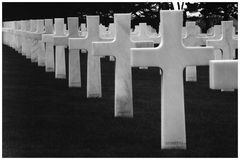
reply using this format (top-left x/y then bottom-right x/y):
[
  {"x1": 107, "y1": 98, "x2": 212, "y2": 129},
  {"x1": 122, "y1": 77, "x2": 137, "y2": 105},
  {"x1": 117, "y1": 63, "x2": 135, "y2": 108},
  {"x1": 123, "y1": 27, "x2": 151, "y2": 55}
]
[
  {"x1": 207, "y1": 21, "x2": 238, "y2": 60},
  {"x1": 131, "y1": 11, "x2": 214, "y2": 149},
  {"x1": 43, "y1": 19, "x2": 55, "y2": 72},
  {"x1": 13, "y1": 21, "x2": 20, "y2": 51},
  {"x1": 207, "y1": 22, "x2": 237, "y2": 91},
  {"x1": 28, "y1": 20, "x2": 38, "y2": 61},
  {"x1": 42, "y1": 18, "x2": 67, "y2": 78},
  {"x1": 22, "y1": 20, "x2": 31, "y2": 57},
  {"x1": 69, "y1": 16, "x2": 103, "y2": 97},
  {"x1": 92, "y1": 14, "x2": 133, "y2": 116},
  {"x1": 35, "y1": 20, "x2": 46, "y2": 66},
  {"x1": 53, "y1": 18, "x2": 67, "y2": 79},
  {"x1": 54, "y1": 17, "x2": 82, "y2": 87},
  {"x1": 15, "y1": 21, "x2": 23, "y2": 53},
  {"x1": 183, "y1": 22, "x2": 216, "y2": 82},
  {"x1": 92, "y1": 14, "x2": 154, "y2": 117}
]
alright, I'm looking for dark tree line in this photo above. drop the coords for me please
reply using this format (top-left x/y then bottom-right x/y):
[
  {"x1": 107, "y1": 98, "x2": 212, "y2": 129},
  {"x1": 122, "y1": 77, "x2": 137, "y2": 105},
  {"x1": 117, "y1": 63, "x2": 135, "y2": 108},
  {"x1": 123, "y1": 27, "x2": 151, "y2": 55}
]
[
  {"x1": 3, "y1": 2, "x2": 238, "y2": 33},
  {"x1": 185, "y1": 2, "x2": 238, "y2": 32}
]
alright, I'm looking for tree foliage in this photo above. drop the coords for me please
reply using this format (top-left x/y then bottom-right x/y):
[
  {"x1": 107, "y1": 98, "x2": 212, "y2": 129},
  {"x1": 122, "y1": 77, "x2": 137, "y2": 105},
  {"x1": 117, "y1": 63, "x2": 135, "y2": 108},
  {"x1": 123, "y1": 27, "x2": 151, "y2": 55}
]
[{"x1": 185, "y1": 2, "x2": 238, "y2": 32}]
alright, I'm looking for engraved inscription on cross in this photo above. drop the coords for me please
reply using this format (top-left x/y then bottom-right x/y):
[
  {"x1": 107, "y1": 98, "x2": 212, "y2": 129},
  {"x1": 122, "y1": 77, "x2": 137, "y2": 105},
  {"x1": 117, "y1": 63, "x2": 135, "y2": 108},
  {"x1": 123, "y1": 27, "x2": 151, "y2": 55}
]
[
  {"x1": 131, "y1": 11, "x2": 214, "y2": 149},
  {"x1": 54, "y1": 17, "x2": 83, "y2": 87}
]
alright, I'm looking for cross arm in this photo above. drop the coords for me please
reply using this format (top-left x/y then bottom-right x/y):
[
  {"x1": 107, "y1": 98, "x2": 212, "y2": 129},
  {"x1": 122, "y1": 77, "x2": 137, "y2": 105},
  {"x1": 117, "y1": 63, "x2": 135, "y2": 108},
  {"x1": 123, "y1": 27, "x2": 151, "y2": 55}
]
[
  {"x1": 69, "y1": 38, "x2": 88, "y2": 50},
  {"x1": 131, "y1": 48, "x2": 160, "y2": 67},
  {"x1": 54, "y1": 35, "x2": 68, "y2": 46},
  {"x1": 184, "y1": 46, "x2": 214, "y2": 66},
  {"x1": 183, "y1": 36, "x2": 205, "y2": 47},
  {"x1": 92, "y1": 41, "x2": 115, "y2": 57}
]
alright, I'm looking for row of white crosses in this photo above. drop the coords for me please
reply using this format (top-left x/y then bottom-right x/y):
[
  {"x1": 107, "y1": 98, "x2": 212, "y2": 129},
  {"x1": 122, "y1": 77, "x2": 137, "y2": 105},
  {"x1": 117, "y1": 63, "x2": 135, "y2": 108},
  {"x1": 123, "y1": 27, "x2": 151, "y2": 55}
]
[
  {"x1": 181, "y1": 20, "x2": 238, "y2": 90},
  {"x1": 2, "y1": 10, "x2": 238, "y2": 149},
  {"x1": 183, "y1": 21, "x2": 238, "y2": 86},
  {"x1": 206, "y1": 21, "x2": 238, "y2": 91}
]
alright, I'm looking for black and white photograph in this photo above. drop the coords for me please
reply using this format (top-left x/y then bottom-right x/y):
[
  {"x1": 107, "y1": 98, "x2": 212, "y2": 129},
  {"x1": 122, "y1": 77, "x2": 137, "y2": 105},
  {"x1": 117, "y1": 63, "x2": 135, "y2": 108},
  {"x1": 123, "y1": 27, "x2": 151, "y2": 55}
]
[{"x1": 2, "y1": 1, "x2": 238, "y2": 157}]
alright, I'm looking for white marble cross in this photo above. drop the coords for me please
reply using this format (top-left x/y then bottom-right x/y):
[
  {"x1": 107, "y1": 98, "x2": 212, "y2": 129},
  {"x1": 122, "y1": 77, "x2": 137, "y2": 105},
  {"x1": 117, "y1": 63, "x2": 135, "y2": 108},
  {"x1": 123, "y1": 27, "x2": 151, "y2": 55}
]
[
  {"x1": 183, "y1": 22, "x2": 203, "y2": 82},
  {"x1": 208, "y1": 22, "x2": 238, "y2": 92},
  {"x1": 8, "y1": 21, "x2": 16, "y2": 50},
  {"x1": 14, "y1": 21, "x2": 22, "y2": 53},
  {"x1": 20, "y1": 20, "x2": 29, "y2": 56},
  {"x1": 2, "y1": 22, "x2": 7, "y2": 45},
  {"x1": 42, "y1": 18, "x2": 67, "y2": 78},
  {"x1": 183, "y1": 22, "x2": 219, "y2": 82},
  {"x1": 92, "y1": 14, "x2": 134, "y2": 117},
  {"x1": 210, "y1": 60, "x2": 238, "y2": 90},
  {"x1": 54, "y1": 17, "x2": 82, "y2": 87},
  {"x1": 104, "y1": 23, "x2": 116, "y2": 62},
  {"x1": 7, "y1": 21, "x2": 15, "y2": 49},
  {"x1": 17, "y1": 21, "x2": 24, "y2": 53},
  {"x1": 28, "y1": 20, "x2": 38, "y2": 61},
  {"x1": 92, "y1": 14, "x2": 154, "y2": 117},
  {"x1": 25, "y1": 19, "x2": 45, "y2": 66},
  {"x1": 69, "y1": 16, "x2": 104, "y2": 98},
  {"x1": 207, "y1": 21, "x2": 238, "y2": 60},
  {"x1": 131, "y1": 10, "x2": 214, "y2": 149},
  {"x1": 22, "y1": 20, "x2": 31, "y2": 57},
  {"x1": 43, "y1": 19, "x2": 55, "y2": 72},
  {"x1": 7, "y1": 21, "x2": 15, "y2": 47},
  {"x1": 4, "y1": 21, "x2": 12, "y2": 47},
  {"x1": 53, "y1": 18, "x2": 67, "y2": 79},
  {"x1": 35, "y1": 20, "x2": 45, "y2": 66}
]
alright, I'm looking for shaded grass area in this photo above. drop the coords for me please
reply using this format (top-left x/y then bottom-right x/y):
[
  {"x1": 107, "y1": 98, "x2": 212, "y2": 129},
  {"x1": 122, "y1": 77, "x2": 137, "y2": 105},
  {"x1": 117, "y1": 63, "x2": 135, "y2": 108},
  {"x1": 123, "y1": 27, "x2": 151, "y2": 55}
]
[{"x1": 2, "y1": 45, "x2": 237, "y2": 157}]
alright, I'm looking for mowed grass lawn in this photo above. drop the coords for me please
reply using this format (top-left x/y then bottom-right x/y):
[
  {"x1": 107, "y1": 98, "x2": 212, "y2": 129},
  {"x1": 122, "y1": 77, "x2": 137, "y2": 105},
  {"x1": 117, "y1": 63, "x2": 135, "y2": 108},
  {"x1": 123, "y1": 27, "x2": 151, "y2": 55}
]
[{"x1": 2, "y1": 45, "x2": 237, "y2": 157}]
